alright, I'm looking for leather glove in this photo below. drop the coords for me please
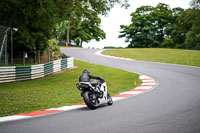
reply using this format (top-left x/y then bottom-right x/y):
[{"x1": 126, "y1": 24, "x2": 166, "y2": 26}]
[{"x1": 100, "y1": 79, "x2": 105, "y2": 83}]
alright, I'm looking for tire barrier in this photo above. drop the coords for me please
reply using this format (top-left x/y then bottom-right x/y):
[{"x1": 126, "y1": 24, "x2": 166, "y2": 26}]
[{"x1": 0, "y1": 57, "x2": 74, "y2": 83}]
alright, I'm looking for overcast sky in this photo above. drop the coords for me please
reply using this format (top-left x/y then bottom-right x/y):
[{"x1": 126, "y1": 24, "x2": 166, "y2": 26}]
[{"x1": 83, "y1": 0, "x2": 191, "y2": 49}]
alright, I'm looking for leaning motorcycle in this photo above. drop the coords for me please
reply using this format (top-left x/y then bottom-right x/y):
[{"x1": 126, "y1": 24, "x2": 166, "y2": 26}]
[{"x1": 76, "y1": 80, "x2": 113, "y2": 109}]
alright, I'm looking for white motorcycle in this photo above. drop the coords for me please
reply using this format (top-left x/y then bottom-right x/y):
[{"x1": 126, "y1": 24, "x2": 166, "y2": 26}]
[{"x1": 76, "y1": 80, "x2": 113, "y2": 109}]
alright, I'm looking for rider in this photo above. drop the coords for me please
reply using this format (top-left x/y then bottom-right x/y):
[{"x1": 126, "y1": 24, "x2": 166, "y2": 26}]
[{"x1": 79, "y1": 70, "x2": 105, "y2": 95}]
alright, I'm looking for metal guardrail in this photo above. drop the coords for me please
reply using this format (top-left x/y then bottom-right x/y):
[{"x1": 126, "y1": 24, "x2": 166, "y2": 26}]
[{"x1": 0, "y1": 57, "x2": 74, "y2": 83}]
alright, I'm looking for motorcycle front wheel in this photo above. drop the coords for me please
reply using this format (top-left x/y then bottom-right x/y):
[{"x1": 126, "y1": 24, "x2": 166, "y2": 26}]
[
  {"x1": 83, "y1": 91, "x2": 97, "y2": 109},
  {"x1": 107, "y1": 93, "x2": 113, "y2": 105}
]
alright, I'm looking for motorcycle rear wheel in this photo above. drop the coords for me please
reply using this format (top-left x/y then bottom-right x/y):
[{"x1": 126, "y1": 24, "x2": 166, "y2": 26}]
[{"x1": 83, "y1": 91, "x2": 97, "y2": 109}]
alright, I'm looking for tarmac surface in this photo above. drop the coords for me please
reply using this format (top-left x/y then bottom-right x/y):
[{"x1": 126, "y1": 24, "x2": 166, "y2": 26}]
[{"x1": 0, "y1": 48, "x2": 200, "y2": 133}]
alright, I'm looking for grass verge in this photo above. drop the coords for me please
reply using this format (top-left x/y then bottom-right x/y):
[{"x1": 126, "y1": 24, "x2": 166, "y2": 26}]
[
  {"x1": 102, "y1": 48, "x2": 200, "y2": 67},
  {"x1": 0, "y1": 60, "x2": 141, "y2": 117}
]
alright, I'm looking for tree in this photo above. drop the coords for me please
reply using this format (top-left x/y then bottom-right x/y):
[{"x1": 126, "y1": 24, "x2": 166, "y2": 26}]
[
  {"x1": 56, "y1": 2, "x2": 106, "y2": 46},
  {"x1": 190, "y1": 0, "x2": 200, "y2": 9},
  {"x1": 70, "y1": 9, "x2": 106, "y2": 46},
  {"x1": 119, "y1": 5, "x2": 160, "y2": 48},
  {"x1": 0, "y1": 0, "x2": 130, "y2": 52},
  {"x1": 162, "y1": 7, "x2": 184, "y2": 48},
  {"x1": 152, "y1": 3, "x2": 173, "y2": 43},
  {"x1": 170, "y1": 9, "x2": 192, "y2": 48},
  {"x1": 185, "y1": 31, "x2": 200, "y2": 48},
  {"x1": 167, "y1": 0, "x2": 200, "y2": 49},
  {"x1": 172, "y1": 1, "x2": 200, "y2": 49},
  {"x1": 56, "y1": 0, "x2": 129, "y2": 46},
  {"x1": 184, "y1": 0, "x2": 200, "y2": 48},
  {"x1": 0, "y1": 0, "x2": 59, "y2": 52},
  {"x1": 119, "y1": 3, "x2": 186, "y2": 48}
]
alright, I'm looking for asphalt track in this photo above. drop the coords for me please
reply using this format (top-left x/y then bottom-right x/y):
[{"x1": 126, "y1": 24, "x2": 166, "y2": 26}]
[{"x1": 1, "y1": 48, "x2": 200, "y2": 133}]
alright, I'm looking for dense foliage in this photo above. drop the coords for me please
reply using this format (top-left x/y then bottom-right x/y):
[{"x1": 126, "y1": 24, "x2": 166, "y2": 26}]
[
  {"x1": 0, "y1": 0, "x2": 129, "y2": 52},
  {"x1": 119, "y1": 0, "x2": 200, "y2": 49}
]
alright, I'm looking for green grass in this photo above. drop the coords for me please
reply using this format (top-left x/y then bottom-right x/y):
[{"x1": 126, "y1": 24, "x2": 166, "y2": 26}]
[
  {"x1": 59, "y1": 46, "x2": 67, "y2": 48},
  {"x1": 102, "y1": 48, "x2": 200, "y2": 67},
  {"x1": 0, "y1": 60, "x2": 141, "y2": 117}
]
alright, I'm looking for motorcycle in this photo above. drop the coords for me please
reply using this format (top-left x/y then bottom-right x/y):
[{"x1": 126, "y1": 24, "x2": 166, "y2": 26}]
[{"x1": 76, "y1": 80, "x2": 113, "y2": 109}]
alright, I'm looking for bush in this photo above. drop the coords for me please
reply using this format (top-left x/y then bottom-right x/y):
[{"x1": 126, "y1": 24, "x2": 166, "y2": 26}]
[
  {"x1": 184, "y1": 31, "x2": 200, "y2": 49},
  {"x1": 103, "y1": 46, "x2": 124, "y2": 49},
  {"x1": 175, "y1": 43, "x2": 185, "y2": 49},
  {"x1": 161, "y1": 38, "x2": 174, "y2": 48},
  {"x1": 48, "y1": 38, "x2": 62, "y2": 60}
]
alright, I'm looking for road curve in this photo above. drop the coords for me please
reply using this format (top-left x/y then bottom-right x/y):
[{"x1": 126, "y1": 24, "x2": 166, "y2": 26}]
[{"x1": 1, "y1": 48, "x2": 200, "y2": 133}]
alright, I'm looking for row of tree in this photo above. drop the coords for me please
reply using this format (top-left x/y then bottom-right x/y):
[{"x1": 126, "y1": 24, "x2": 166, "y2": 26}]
[
  {"x1": 0, "y1": 0, "x2": 129, "y2": 53},
  {"x1": 119, "y1": 0, "x2": 200, "y2": 49}
]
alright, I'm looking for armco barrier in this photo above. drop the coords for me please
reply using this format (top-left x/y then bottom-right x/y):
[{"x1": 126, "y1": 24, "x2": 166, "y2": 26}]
[{"x1": 0, "y1": 57, "x2": 74, "y2": 83}]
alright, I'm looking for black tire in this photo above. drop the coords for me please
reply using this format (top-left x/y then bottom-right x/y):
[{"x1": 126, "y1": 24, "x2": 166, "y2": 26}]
[
  {"x1": 83, "y1": 91, "x2": 97, "y2": 109},
  {"x1": 107, "y1": 93, "x2": 113, "y2": 105}
]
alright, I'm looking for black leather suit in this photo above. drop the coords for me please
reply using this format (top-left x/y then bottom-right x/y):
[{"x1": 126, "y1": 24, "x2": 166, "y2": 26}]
[
  {"x1": 79, "y1": 70, "x2": 103, "y2": 82},
  {"x1": 79, "y1": 70, "x2": 105, "y2": 97}
]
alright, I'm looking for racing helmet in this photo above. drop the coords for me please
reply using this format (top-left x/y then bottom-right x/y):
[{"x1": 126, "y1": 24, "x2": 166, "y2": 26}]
[{"x1": 83, "y1": 69, "x2": 90, "y2": 74}]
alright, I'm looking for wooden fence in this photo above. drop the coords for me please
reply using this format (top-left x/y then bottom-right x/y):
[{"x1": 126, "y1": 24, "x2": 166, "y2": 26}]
[{"x1": 0, "y1": 57, "x2": 74, "y2": 83}]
